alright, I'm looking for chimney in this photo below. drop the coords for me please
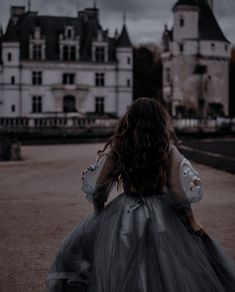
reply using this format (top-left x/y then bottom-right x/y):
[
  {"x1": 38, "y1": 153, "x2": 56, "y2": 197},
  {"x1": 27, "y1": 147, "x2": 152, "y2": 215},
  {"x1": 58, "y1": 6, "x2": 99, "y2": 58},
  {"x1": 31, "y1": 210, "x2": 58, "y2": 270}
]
[
  {"x1": 78, "y1": 7, "x2": 99, "y2": 22},
  {"x1": 11, "y1": 6, "x2": 26, "y2": 24},
  {"x1": 11, "y1": 6, "x2": 26, "y2": 17}
]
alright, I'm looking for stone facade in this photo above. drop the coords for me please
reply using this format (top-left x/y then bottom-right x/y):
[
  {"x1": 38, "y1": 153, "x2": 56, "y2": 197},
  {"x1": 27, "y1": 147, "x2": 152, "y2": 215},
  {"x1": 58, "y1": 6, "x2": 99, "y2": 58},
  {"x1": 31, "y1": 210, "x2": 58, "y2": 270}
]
[
  {"x1": 162, "y1": 0, "x2": 230, "y2": 117},
  {"x1": 0, "y1": 5, "x2": 133, "y2": 118}
]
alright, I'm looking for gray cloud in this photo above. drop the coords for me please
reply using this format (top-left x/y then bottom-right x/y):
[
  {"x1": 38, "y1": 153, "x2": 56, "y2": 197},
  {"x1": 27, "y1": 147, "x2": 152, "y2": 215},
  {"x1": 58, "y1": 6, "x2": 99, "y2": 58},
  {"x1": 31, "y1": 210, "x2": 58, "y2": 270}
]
[{"x1": 1, "y1": 0, "x2": 234, "y2": 44}]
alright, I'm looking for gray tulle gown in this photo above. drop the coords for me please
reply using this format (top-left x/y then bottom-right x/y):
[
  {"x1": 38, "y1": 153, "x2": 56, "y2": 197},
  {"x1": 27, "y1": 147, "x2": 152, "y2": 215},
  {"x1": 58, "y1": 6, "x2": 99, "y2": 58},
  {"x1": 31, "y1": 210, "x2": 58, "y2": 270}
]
[{"x1": 46, "y1": 144, "x2": 235, "y2": 292}]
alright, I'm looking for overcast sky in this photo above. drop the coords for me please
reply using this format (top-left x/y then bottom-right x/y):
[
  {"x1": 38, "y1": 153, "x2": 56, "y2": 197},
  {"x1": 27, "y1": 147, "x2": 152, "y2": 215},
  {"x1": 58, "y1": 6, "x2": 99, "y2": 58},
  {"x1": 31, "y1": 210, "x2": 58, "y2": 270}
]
[{"x1": 1, "y1": 0, "x2": 235, "y2": 45}]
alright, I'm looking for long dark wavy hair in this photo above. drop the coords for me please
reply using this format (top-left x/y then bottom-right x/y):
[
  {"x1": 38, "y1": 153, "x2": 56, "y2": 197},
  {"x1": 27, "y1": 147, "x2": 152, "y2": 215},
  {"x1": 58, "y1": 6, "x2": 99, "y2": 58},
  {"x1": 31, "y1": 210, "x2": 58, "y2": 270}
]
[{"x1": 97, "y1": 97, "x2": 175, "y2": 195}]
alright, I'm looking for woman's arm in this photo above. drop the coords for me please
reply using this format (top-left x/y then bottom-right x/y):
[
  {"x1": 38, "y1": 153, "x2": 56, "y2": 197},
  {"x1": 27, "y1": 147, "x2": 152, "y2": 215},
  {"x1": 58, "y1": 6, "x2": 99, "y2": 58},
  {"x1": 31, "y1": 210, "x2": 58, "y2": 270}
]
[
  {"x1": 81, "y1": 148, "x2": 116, "y2": 212},
  {"x1": 167, "y1": 144, "x2": 206, "y2": 236},
  {"x1": 179, "y1": 205, "x2": 206, "y2": 236},
  {"x1": 93, "y1": 152, "x2": 116, "y2": 212}
]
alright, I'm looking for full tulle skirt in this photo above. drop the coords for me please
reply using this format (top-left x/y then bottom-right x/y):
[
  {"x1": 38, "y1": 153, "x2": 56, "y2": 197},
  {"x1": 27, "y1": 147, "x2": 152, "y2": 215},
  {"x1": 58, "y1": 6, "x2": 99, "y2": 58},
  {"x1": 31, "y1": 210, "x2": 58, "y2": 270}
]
[{"x1": 46, "y1": 192, "x2": 235, "y2": 292}]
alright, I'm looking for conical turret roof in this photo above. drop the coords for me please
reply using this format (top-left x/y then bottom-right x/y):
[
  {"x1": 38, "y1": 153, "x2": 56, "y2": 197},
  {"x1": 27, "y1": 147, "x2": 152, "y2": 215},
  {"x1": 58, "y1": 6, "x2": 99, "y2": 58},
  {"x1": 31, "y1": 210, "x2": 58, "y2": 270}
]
[{"x1": 117, "y1": 25, "x2": 132, "y2": 48}]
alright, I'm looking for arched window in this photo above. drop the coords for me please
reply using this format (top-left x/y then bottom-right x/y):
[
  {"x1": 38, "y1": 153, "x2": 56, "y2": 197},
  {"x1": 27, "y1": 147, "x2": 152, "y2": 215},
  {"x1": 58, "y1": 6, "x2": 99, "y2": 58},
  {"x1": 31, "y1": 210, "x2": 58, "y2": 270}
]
[
  {"x1": 179, "y1": 15, "x2": 185, "y2": 27},
  {"x1": 63, "y1": 95, "x2": 76, "y2": 113}
]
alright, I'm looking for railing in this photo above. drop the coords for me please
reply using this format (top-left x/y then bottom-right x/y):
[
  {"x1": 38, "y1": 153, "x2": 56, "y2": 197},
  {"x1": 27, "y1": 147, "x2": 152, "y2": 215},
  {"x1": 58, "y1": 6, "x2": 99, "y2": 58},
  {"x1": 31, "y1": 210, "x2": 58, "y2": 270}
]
[
  {"x1": 0, "y1": 117, "x2": 118, "y2": 129},
  {"x1": 173, "y1": 117, "x2": 235, "y2": 132},
  {"x1": 0, "y1": 117, "x2": 234, "y2": 132}
]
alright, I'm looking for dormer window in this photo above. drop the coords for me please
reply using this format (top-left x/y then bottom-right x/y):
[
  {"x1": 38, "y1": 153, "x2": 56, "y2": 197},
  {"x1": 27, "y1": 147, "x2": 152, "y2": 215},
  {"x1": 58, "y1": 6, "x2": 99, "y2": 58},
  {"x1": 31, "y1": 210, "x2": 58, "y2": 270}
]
[
  {"x1": 92, "y1": 29, "x2": 108, "y2": 62},
  {"x1": 211, "y1": 43, "x2": 215, "y2": 51},
  {"x1": 71, "y1": 47, "x2": 76, "y2": 61},
  {"x1": 34, "y1": 26, "x2": 41, "y2": 39},
  {"x1": 95, "y1": 47, "x2": 105, "y2": 62},
  {"x1": 62, "y1": 45, "x2": 77, "y2": 61},
  {"x1": 59, "y1": 26, "x2": 80, "y2": 61},
  {"x1": 63, "y1": 46, "x2": 69, "y2": 61},
  {"x1": 65, "y1": 26, "x2": 74, "y2": 39},
  {"x1": 29, "y1": 26, "x2": 46, "y2": 60},
  {"x1": 33, "y1": 44, "x2": 42, "y2": 60},
  {"x1": 67, "y1": 28, "x2": 72, "y2": 39},
  {"x1": 92, "y1": 44, "x2": 108, "y2": 62},
  {"x1": 179, "y1": 15, "x2": 185, "y2": 27}
]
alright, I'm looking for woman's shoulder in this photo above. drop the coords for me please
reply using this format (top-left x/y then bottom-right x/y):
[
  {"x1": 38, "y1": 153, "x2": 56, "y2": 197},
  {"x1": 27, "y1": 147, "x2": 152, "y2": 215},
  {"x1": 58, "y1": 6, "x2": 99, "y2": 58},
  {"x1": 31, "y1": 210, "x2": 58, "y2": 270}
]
[
  {"x1": 168, "y1": 143, "x2": 184, "y2": 161},
  {"x1": 96, "y1": 144, "x2": 113, "y2": 160}
]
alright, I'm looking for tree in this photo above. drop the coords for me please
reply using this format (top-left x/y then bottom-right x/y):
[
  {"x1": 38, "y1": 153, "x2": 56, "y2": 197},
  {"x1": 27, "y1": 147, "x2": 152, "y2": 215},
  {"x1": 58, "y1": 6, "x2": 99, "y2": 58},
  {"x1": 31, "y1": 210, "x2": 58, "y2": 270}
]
[{"x1": 133, "y1": 46, "x2": 162, "y2": 101}]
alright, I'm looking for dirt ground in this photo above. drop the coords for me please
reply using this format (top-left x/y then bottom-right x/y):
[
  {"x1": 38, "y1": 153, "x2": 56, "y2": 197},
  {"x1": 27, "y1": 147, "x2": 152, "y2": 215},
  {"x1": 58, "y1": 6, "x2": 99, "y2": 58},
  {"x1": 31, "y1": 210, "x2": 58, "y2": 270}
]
[{"x1": 0, "y1": 143, "x2": 234, "y2": 292}]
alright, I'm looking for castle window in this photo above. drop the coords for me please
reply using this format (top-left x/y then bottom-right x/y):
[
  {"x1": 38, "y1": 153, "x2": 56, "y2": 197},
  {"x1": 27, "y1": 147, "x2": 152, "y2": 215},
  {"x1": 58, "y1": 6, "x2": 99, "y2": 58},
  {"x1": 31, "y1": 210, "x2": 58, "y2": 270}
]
[
  {"x1": 64, "y1": 26, "x2": 74, "y2": 39},
  {"x1": 63, "y1": 95, "x2": 76, "y2": 113},
  {"x1": 7, "y1": 52, "x2": 12, "y2": 62},
  {"x1": 166, "y1": 68, "x2": 171, "y2": 83},
  {"x1": 32, "y1": 71, "x2": 42, "y2": 85},
  {"x1": 63, "y1": 73, "x2": 75, "y2": 85},
  {"x1": 62, "y1": 46, "x2": 77, "y2": 61},
  {"x1": 11, "y1": 105, "x2": 15, "y2": 113},
  {"x1": 95, "y1": 47, "x2": 105, "y2": 62},
  {"x1": 225, "y1": 44, "x2": 228, "y2": 52},
  {"x1": 71, "y1": 46, "x2": 76, "y2": 61},
  {"x1": 95, "y1": 73, "x2": 105, "y2": 87},
  {"x1": 95, "y1": 97, "x2": 104, "y2": 114},
  {"x1": 11, "y1": 76, "x2": 15, "y2": 85},
  {"x1": 179, "y1": 43, "x2": 184, "y2": 53},
  {"x1": 67, "y1": 28, "x2": 72, "y2": 39},
  {"x1": 127, "y1": 79, "x2": 131, "y2": 87},
  {"x1": 32, "y1": 96, "x2": 42, "y2": 113},
  {"x1": 127, "y1": 57, "x2": 131, "y2": 65},
  {"x1": 179, "y1": 15, "x2": 185, "y2": 27},
  {"x1": 33, "y1": 44, "x2": 42, "y2": 60},
  {"x1": 63, "y1": 46, "x2": 69, "y2": 61},
  {"x1": 211, "y1": 43, "x2": 215, "y2": 51}
]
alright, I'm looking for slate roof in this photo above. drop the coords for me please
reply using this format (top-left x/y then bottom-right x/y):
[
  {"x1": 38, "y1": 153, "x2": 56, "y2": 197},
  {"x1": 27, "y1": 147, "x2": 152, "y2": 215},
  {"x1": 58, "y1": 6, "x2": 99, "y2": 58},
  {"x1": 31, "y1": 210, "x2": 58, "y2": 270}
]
[
  {"x1": 173, "y1": 0, "x2": 230, "y2": 43},
  {"x1": 117, "y1": 25, "x2": 132, "y2": 48},
  {"x1": 1, "y1": 7, "x2": 130, "y2": 61},
  {"x1": 173, "y1": 0, "x2": 197, "y2": 9},
  {"x1": 3, "y1": 18, "x2": 18, "y2": 42}
]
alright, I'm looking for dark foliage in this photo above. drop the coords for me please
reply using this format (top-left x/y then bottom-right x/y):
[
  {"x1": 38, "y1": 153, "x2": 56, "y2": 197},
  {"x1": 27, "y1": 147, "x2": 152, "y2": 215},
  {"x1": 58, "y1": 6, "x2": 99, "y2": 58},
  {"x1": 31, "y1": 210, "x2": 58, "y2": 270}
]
[{"x1": 133, "y1": 47, "x2": 163, "y2": 101}]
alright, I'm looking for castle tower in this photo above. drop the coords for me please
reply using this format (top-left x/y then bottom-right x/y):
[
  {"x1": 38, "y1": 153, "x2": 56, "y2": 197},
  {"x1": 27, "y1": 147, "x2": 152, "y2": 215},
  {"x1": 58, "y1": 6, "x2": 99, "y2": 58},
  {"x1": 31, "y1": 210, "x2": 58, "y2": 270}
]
[
  {"x1": 162, "y1": 0, "x2": 230, "y2": 117},
  {"x1": 1, "y1": 13, "x2": 21, "y2": 116},
  {"x1": 116, "y1": 22, "x2": 133, "y2": 116},
  {"x1": 173, "y1": 0, "x2": 199, "y2": 43}
]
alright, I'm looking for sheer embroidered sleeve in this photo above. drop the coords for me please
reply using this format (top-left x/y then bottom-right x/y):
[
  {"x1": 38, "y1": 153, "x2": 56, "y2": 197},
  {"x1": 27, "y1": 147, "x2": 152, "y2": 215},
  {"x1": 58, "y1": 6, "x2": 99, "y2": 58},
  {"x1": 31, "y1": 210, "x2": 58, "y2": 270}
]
[
  {"x1": 81, "y1": 148, "x2": 116, "y2": 211},
  {"x1": 166, "y1": 144, "x2": 203, "y2": 209}
]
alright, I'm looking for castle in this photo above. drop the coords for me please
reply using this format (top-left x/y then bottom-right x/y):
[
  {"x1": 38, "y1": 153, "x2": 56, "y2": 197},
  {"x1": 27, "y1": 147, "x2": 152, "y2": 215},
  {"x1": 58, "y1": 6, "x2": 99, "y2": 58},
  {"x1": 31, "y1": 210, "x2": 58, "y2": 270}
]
[
  {"x1": 162, "y1": 0, "x2": 230, "y2": 117},
  {"x1": 0, "y1": 5, "x2": 133, "y2": 118}
]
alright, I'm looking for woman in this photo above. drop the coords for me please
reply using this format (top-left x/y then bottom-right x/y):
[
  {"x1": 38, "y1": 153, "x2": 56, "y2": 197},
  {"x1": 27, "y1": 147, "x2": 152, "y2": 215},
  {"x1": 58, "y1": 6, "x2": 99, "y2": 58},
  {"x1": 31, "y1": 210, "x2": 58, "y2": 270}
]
[{"x1": 46, "y1": 97, "x2": 235, "y2": 291}]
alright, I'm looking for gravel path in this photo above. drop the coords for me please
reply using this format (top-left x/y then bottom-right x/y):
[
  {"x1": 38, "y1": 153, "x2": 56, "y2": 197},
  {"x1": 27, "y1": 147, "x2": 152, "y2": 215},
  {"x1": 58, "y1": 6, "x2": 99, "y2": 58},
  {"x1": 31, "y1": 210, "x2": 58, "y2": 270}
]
[{"x1": 0, "y1": 144, "x2": 234, "y2": 292}]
